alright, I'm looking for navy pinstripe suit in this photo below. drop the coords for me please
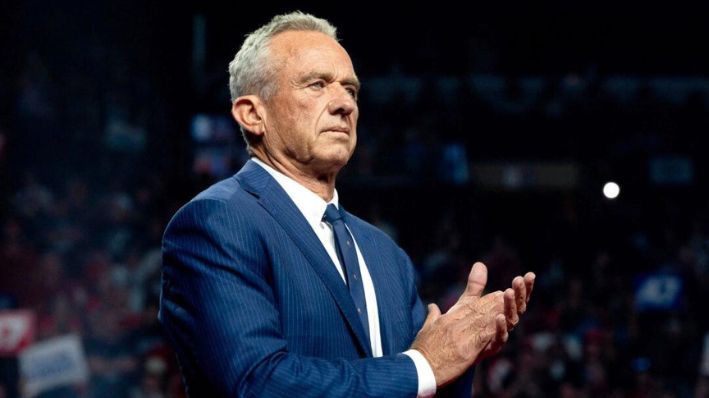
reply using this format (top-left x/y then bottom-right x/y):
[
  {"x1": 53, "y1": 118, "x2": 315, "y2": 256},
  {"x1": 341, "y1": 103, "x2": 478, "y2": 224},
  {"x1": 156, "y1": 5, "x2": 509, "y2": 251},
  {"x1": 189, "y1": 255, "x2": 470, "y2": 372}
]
[{"x1": 158, "y1": 160, "x2": 428, "y2": 397}]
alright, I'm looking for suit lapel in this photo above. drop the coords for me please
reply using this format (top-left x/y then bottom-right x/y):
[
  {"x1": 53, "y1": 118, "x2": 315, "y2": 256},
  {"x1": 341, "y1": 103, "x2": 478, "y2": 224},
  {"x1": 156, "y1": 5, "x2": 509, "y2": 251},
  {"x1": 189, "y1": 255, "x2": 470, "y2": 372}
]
[{"x1": 235, "y1": 161, "x2": 373, "y2": 357}]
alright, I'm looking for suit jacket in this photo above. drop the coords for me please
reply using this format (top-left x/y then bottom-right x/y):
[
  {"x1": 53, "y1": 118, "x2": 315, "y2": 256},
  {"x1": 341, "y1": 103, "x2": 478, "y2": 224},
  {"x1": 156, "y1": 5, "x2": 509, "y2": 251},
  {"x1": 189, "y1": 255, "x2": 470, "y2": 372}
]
[{"x1": 159, "y1": 160, "x2": 429, "y2": 397}]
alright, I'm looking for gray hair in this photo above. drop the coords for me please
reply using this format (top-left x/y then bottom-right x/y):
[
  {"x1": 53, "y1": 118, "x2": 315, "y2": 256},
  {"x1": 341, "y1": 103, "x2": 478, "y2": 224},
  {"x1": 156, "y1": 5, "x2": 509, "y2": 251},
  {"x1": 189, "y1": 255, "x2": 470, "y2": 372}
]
[{"x1": 228, "y1": 11, "x2": 338, "y2": 102}]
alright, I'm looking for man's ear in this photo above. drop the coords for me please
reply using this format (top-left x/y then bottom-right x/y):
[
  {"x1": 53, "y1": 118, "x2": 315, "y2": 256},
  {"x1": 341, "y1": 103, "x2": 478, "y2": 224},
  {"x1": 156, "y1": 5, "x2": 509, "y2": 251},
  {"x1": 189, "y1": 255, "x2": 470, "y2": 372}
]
[{"x1": 231, "y1": 95, "x2": 266, "y2": 136}]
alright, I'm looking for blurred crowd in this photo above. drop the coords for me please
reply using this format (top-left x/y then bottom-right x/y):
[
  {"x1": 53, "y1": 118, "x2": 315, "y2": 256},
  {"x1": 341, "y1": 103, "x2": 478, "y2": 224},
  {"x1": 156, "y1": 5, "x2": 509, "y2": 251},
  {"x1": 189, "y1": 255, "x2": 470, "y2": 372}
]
[{"x1": 1, "y1": 42, "x2": 709, "y2": 398}]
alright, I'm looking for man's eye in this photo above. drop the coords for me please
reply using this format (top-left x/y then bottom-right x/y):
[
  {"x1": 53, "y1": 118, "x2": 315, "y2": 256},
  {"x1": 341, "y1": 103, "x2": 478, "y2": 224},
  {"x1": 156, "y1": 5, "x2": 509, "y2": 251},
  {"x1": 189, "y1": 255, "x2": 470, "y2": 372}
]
[
  {"x1": 309, "y1": 81, "x2": 326, "y2": 89},
  {"x1": 346, "y1": 87, "x2": 358, "y2": 99}
]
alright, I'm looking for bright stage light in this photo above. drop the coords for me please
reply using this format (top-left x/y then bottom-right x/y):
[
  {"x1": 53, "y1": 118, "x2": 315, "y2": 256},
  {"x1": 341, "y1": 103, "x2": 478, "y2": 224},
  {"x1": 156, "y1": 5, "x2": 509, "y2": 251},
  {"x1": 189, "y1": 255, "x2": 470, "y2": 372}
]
[{"x1": 603, "y1": 182, "x2": 620, "y2": 199}]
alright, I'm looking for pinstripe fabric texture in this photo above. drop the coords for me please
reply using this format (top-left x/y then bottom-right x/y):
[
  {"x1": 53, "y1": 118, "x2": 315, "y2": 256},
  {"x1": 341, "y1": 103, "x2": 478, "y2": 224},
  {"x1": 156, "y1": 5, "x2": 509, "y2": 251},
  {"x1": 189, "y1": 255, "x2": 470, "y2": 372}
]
[{"x1": 158, "y1": 160, "x2": 426, "y2": 397}]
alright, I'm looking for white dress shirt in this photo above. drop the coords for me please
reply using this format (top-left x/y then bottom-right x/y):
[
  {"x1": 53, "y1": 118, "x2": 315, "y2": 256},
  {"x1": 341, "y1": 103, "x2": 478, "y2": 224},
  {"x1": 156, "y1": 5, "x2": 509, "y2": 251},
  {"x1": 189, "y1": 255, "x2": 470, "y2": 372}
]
[{"x1": 251, "y1": 158, "x2": 436, "y2": 397}]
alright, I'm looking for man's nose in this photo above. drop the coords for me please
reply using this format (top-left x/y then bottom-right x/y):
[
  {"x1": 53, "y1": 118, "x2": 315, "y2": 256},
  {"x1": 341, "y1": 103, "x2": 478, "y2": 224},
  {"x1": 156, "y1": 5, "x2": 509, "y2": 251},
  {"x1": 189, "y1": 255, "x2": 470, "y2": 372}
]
[{"x1": 327, "y1": 85, "x2": 357, "y2": 116}]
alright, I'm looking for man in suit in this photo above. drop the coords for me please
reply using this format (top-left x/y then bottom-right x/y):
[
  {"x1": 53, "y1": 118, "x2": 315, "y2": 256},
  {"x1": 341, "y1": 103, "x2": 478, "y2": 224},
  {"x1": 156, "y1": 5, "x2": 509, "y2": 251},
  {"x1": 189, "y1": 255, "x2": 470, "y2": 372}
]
[{"x1": 159, "y1": 11, "x2": 535, "y2": 397}]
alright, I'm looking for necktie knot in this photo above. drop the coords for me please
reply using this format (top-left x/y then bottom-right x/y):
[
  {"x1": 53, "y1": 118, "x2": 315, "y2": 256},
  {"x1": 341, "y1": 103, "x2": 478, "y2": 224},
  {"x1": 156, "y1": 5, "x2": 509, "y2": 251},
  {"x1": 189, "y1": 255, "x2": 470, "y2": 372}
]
[{"x1": 323, "y1": 204, "x2": 343, "y2": 224}]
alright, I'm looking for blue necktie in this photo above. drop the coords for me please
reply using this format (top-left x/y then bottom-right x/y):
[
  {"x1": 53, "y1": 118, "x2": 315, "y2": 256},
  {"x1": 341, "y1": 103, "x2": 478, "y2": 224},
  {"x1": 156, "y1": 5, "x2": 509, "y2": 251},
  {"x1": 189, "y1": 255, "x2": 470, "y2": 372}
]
[{"x1": 323, "y1": 204, "x2": 370, "y2": 343}]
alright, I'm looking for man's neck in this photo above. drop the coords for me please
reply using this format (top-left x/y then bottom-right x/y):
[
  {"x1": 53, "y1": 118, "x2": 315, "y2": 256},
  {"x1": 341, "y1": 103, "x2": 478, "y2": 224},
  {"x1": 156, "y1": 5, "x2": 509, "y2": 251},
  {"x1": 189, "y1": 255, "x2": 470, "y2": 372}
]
[{"x1": 251, "y1": 153, "x2": 337, "y2": 202}]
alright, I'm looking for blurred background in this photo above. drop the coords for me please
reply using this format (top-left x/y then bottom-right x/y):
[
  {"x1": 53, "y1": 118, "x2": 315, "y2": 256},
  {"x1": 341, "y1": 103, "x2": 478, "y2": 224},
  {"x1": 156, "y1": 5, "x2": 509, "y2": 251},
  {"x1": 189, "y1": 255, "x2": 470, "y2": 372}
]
[{"x1": 1, "y1": 1, "x2": 708, "y2": 397}]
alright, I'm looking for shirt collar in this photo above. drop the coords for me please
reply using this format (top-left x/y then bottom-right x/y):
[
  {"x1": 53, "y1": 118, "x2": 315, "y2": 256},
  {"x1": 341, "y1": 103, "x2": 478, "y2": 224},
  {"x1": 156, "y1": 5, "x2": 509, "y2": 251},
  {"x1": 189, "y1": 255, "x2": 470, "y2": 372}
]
[{"x1": 251, "y1": 157, "x2": 339, "y2": 229}]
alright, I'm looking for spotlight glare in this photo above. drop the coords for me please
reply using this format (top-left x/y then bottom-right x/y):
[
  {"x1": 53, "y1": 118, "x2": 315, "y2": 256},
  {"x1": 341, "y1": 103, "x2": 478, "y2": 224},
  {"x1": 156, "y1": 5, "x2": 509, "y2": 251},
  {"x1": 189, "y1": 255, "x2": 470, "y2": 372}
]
[{"x1": 603, "y1": 182, "x2": 620, "y2": 199}]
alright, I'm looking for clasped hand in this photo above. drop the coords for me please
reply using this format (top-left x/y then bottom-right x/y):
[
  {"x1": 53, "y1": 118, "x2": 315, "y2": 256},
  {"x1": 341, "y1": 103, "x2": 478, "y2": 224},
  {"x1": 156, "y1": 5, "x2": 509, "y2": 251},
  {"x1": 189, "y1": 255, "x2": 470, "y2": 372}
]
[{"x1": 411, "y1": 262, "x2": 535, "y2": 387}]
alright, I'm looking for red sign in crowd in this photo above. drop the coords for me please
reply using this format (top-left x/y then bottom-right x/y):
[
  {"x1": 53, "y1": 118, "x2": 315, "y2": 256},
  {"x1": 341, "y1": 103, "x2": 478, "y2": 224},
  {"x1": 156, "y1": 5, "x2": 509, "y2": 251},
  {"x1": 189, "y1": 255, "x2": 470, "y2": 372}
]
[{"x1": 0, "y1": 310, "x2": 36, "y2": 356}]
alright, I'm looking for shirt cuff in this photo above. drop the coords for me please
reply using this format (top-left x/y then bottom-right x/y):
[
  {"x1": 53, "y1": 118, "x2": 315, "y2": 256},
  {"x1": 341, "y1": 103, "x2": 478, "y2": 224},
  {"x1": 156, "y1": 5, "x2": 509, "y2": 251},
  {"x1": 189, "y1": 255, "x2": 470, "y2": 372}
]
[{"x1": 403, "y1": 349, "x2": 437, "y2": 398}]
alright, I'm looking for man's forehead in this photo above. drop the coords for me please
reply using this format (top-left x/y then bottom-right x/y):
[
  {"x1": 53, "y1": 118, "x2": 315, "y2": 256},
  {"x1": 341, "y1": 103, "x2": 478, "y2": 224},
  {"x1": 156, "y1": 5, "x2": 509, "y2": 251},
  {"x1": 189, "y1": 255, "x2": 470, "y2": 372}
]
[
  {"x1": 270, "y1": 30, "x2": 350, "y2": 60},
  {"x1": 270, "y1": 29, "x2": 336, "y2": 44},
  {"x1": 268, "y1": 30, "x2": 357, "y2": 80}
]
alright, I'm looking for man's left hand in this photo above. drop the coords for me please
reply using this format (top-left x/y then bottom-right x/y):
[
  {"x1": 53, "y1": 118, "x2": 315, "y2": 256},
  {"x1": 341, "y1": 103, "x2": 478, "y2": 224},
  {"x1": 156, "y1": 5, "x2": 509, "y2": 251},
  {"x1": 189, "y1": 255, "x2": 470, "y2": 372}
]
[{"x1": 476, "y1": 271, "x2": 535, "y2": 362}]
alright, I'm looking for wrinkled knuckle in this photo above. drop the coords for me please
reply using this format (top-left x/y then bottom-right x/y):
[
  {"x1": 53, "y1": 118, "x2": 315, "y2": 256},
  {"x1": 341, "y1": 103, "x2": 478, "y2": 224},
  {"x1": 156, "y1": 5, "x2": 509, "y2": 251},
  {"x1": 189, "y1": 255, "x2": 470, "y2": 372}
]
[{"x1": 464, "y1": 300, "x2": 477, "y2": 311}]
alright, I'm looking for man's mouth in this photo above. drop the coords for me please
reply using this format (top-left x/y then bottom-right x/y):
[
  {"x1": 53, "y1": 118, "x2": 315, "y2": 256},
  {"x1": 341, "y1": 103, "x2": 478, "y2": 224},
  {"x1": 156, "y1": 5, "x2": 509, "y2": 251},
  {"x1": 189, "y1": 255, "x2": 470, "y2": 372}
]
[{"x1": 322, "y1": 127, "x2": 350, "y2": 135}]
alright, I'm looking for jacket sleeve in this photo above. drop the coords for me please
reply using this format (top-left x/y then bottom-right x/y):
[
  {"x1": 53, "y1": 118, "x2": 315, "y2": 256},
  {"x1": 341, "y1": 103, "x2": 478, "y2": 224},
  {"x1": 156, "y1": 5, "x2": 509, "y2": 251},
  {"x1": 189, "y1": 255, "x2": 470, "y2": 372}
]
[{"x1": 158, "y1": 198, "x2": 420, "y2": 398}]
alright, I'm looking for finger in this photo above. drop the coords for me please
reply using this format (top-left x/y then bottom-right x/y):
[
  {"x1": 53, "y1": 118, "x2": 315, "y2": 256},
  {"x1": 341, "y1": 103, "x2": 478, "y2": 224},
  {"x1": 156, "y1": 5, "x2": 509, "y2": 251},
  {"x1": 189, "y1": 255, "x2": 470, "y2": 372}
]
[
  {"x1": 513, "y1": 276, "x2": 527, "y2": 314},
  {"x1": 496, "y1": 313, "x2": 509, "y2": 345},
  {"x1": 476, "y1": 314, "x2": 507, "y2": 364},
  {"x1": 423, "y1": 303, "x2": 441, "y2": 327},
  {"x1": 504, "y1": 288, "x2": 519, "y2": 330},
  {"x1": 484, "y1": 314, "x2": 508, "y2": 359},
  {"x1": 524, "y1": 272, "x2": 535, "y2": 303},
  {"x1": 461, "y1": 262, "x2": 488, "y2": 299}
]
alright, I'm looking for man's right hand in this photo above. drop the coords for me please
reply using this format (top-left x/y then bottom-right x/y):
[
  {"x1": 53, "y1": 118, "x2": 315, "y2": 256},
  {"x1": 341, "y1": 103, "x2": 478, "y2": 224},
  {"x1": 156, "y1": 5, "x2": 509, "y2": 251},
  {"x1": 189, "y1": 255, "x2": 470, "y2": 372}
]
[{"x1": 410, "y1": 262, "x2": 512, "y2": 387}]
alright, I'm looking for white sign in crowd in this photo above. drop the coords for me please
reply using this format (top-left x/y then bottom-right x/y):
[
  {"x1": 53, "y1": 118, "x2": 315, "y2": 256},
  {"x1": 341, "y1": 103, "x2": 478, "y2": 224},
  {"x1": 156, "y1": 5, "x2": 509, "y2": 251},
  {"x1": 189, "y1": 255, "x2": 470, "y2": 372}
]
[{"x1": 18, "y1": 334, "x2": 89, "y2": 398}]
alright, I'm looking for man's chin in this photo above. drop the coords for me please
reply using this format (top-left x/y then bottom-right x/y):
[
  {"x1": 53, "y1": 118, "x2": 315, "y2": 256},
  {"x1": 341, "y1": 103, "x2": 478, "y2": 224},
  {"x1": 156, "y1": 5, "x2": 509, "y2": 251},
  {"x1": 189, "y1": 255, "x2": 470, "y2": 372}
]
[{"x1": 311, "y1": 151, "x2": 353, "y2": 172}]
